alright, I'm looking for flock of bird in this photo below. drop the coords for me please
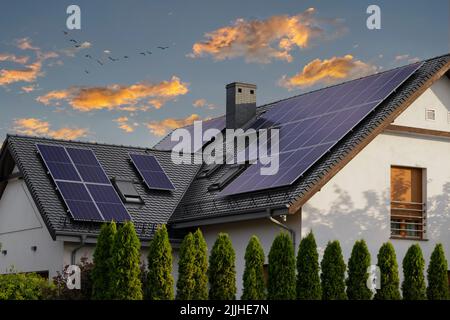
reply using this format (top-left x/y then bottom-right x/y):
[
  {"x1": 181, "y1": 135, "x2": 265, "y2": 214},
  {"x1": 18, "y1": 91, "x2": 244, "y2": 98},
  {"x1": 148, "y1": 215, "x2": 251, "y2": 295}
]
[{"x1": 62, "y1": 31, "x2": 170, "y2": 74}]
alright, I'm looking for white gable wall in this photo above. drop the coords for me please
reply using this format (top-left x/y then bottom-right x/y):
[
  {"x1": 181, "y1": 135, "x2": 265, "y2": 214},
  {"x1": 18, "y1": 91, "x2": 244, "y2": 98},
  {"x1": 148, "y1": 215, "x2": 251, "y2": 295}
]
[
  {"x1": 302, "y1": 77, "x2": 450, "y2": 278},
  {"x1": 394, "y1": 76, "x2": 450, "y2": 131},
  {"x1": 0, "y1": 176, "x2": 64, "y2": 277}
]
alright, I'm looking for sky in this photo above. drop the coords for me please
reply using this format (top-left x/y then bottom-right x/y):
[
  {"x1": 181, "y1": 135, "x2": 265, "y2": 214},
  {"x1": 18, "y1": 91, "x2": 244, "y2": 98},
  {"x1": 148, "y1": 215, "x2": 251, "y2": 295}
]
[{"x1": 0, "y1": 0, "x2": 448, "y2": 147}]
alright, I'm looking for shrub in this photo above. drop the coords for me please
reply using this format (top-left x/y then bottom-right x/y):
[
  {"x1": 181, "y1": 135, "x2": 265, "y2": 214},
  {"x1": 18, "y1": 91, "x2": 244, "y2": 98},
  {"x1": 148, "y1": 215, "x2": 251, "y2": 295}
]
[
  {"x1": 52, "y1": 257, "x2": 94, "y2": 300},
  {"x1": 346, "y1": 240, "x2": 372, "y2": 300},
  {"x1": 176, "y1": 232, "x2": 196, "y2": 300},
  {"x1": 427, "y1": 243, "x2": 449, "y2": 300},
  {"x1": 208, "y1": 233, "x2": 236, "y2": 300},
  {"x1": 242, "y1": 235, "x2": 266, "y2": 300},
  {"x1": 192, "y1": 229, "x2": 208, "y2": 300},
  {"x1": 296, "y1": 231, "x2": 321, "y2": 300},
  {"x1": 402, "y1": 244, "x2": 426, "y2": 300},
  {"x1": 0, "y1": 271, "x2": 55, "y2": 300},
  {"x1": 147, "y1": 224, "x2": 174, "y2": 300},
  {"x1": 109, "y1": 221, "x2": 143, "y2": 300},
  {"x1": 91, "y1": 221, "x2": 116, "y2": 299},
  {"x1": 267, "y1": 232, "x2": 296, "y2": 300},
  {"x1": 374, "y1": 242, "x2": 401, "y2": 300},
  {"x1": 321, "y1": 240, "x2": 347, "y2": 300}
]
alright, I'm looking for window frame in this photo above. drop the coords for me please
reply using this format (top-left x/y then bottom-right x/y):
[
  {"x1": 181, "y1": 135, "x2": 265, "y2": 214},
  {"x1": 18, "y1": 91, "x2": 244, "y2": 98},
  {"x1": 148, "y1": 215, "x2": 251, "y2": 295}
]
[{"x1": 390, "y1": 165, "x2": 427, "y2": 241}]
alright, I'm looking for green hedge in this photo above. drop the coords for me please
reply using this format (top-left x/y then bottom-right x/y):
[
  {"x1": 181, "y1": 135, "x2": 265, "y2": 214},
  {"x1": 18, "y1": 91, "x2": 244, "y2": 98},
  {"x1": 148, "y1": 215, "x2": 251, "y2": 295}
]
[{"x1": 0, "y1": 272, "x2": 55, "y2": 300}]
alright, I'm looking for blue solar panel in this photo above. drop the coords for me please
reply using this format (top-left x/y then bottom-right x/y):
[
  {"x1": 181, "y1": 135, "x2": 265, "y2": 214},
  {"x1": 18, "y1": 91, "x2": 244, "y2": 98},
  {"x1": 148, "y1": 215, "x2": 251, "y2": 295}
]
[
  {"x1": 55, "y1": 181, "x2": 103, "y2": 221},
  {"x1": 37, "y1": 144, "x2": 131, "y2": 222},
  {"x1": 220, "y1": 62, "x2": 422, "y2": 196},
  {"x1": 129, "y1": 153, "x2": 175, "y2": 190},
  {"x1": 155, "y1": 116, "x2": 225, "y2": 152},
  {"x1": 66, "y1": 147, "x2": 110, "y2": 184}
]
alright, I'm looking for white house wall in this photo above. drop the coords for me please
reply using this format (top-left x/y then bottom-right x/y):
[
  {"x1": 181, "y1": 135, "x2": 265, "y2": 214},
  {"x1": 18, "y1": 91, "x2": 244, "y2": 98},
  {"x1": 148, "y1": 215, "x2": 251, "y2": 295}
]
[
  {"x1": 0, "y1": 177, "x2": 64, "y2": 277},
  {"x1": 199, "y1": 212, "x2": 301, "y2": 298},
  {"x1": 302, "y1": 79, "x2": 450, "y2": 278}
]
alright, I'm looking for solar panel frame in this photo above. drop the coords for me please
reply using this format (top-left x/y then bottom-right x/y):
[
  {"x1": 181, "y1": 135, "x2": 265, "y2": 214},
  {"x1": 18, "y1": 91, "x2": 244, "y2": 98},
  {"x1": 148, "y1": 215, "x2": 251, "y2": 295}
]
[
  {"x1": 219, "y1": 62, "x2": 423, "y2": 196},
  {"x1": 36, "y1": 144, "x2": 105, "y2": 222},
  {"x1": 129, "y1": 153, "x2": 176, "y2": 191},
  {"x1": 36, "y1": 143, "x2": 132, "y2": 222}
]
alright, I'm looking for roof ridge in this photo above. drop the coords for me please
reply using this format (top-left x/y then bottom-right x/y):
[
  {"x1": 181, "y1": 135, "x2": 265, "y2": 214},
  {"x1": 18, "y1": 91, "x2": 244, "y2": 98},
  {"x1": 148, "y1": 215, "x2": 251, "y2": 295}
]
[{"x1": 5, "y1": 133, "x2": 176, "y2": 153}]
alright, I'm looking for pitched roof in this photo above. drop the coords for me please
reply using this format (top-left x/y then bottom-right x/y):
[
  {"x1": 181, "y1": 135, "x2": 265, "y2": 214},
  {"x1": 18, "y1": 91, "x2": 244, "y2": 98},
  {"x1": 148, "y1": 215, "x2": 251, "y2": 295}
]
[
  {"x1": 169, "y1": 54, "x2": 450, "y2": 224},
  {"x1": 1, "y1": 135, "x2": 200, "y2": 240}
]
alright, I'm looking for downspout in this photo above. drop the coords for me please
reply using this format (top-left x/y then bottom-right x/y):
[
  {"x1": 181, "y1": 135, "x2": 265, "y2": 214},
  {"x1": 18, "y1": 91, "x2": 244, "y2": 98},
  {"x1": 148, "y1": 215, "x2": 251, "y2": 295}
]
[
  {"x1": 268, "y1": 212, "x2": 296, "y2": 249},
  {"x1": 71, "y1": 235, "x2": 87, "y2": 265}
]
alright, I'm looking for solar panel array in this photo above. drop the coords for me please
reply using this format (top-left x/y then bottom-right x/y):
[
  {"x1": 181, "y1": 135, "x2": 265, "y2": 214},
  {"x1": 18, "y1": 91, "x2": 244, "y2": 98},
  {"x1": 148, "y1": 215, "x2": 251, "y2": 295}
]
[
  {"x1": 220, "y1": 62, "x2": 422, "y2": 196},
  {"x1": 37, "y1": 144, "x2": 131, "y2": 222},
  {"x1": 155, "y1": 116, "x2": 225, "y2": 152},
  {"x1": 129, "y1": 153, "x2": 175, "y2": 191}
]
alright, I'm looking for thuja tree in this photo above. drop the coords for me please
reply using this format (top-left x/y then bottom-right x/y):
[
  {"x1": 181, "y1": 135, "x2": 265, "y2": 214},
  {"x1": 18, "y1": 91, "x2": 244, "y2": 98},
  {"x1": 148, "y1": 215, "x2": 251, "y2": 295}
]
[
  {"x1": 267, "y1": 232, "x2": 296, "y2": 300},
  {"x1": 147, "y1": 224, "x2": 174, "y2": 300},
  {"x1": 296, "y1": 231, "x2": 321, "y2": 300},
  {"x1": 241, "y1": 235, "x2": 266, "y2": 300},
  {"x1": 402, "y1": 244, "x2": 426, "y2": 300},
  {"x1": 346, "y1": 240, "x2": 372, "y2": 300},
  {"x1": 176, "y1": 232, "x2": 196, "y2": 300},
  {"x1": 374, "y1": 242, "x2": 401, "y2": 300},
  {"x1": 192, "y1": 229, "x2": 208, "y2": 300},
  {"x1": 321, "y1": 240, "x2": 347, "y2": 300},
  {"x1": 91, "y1": 221, "x2": 116, "y2": 300},
  {"x1": 208, "y1": 233, "x2": 236, "y2": 300},
  {"x1": 427, "y1": 243, "x2": 449, "y2": 300},
  {"x1": 109, "y1": 221, "x2": 143, "y2": 300}
]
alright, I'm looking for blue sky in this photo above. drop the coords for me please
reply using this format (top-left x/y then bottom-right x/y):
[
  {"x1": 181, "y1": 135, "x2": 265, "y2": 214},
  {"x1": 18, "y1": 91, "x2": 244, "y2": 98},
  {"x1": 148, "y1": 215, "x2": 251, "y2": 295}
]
[{"x1": 0, "y1": 0, "x2": 448, "y2": 147}]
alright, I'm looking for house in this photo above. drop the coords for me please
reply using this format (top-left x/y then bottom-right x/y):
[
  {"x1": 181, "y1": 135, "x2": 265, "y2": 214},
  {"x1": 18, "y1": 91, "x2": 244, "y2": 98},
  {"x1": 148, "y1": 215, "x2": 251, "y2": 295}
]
[{"x1": 0, "y1": 54, "x2": 449, "y2": 296}]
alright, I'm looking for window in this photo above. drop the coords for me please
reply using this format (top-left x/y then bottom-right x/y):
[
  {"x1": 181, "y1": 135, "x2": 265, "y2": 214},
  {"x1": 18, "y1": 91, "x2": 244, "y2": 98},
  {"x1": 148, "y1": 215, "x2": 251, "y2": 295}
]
[
  {"x1": 390, "y1": 166, "x2": 426, "y2": 240},
  {"x1": 208, "y1": 165, "x2": 244, "y2": 191},
  {"x1": 425, "y1": 109, "x2": 436, "y2": 121},
  {"x1": 447, "y1": 111, "x2": 450, "y2": 124},
  {"x1": 238, "y1": 88, "x2": 242, "y2": 93},
  {"x1": 113, "y1": 180, "x2": 143, "y2": 204},
  {"x1": 198, "y1": 163, "x2": 221, "y2": 179},
  {"x1": 250, "y1": 89, "x2": 254, "y2": 94}
]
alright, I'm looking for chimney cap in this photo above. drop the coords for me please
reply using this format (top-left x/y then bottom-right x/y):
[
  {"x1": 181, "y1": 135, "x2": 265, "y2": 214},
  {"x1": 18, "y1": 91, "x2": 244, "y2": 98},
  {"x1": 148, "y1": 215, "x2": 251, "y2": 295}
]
[{"x1": 226, "y1": 82, "x2": 257, "y2": 89}]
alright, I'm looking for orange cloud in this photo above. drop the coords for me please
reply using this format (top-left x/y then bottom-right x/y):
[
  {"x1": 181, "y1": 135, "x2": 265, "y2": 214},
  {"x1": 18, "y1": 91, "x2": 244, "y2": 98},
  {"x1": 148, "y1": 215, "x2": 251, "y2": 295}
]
[
  {"x1": 193, "y1": 98, "x2": 217, "y2": 110},
  {"x1": 37, "y1": 76, "x2": 189, "y2": 111},
  {"x1": 279, "y1": 55, "x2": 377, "y2": 89},
  {"x1": 0, "y1": 38, "x2": 58, "y2": 87},
  {"x1": 0, "y1": 53, "x2": 29, "y2": 64},
  {"x1": 13, "y1": 118, "x2": 88, "y2": 140},
  {"x1": 147, "y1": 114, "x2": 200, "y2": 136},
  {"x1": 21, "y1": 85, "x2": 36, "y2": 93},
  {"x1": 114, "y1": 116, "x2": 137, "y2": 133},
  {"x1": 15, "y1": 37, "x2": 40, "y2": 51},
  {"x1": 189, "y1": 8, "x2": 343, "y2": 63},
  {"x1": 0, "y1": 61, "x2": 42, "y2": 86}
]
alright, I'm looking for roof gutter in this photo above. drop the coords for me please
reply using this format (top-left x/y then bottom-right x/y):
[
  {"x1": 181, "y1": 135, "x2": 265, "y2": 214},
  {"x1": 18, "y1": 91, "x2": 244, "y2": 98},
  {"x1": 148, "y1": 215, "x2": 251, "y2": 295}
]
[{"x1": 170, "y1": 205, "x2": 289, "y2": 229}]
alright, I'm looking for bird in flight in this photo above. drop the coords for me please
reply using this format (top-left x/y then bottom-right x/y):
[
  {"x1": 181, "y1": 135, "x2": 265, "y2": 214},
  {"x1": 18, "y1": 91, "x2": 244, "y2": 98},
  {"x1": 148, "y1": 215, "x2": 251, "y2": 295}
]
[
  {"x1": 157, "y1": 46, "x2": 169, "y2": 50},
  {"x1": 74, "y1": 44, "x2": 81, "y2": 48},
  {"x1": 146, "y1": 51, "x2": 152, "y2": 55},
  {"x1": 123, "y1": 56, "x2": 129, "y2": 59},
  {"x1": 84, "y1": 70, "x2": 89, "y2": 74},
  {"x1": 62, "y1": 31, "x2": 68, "y2": 35},
  {"x1": 140, "y1": 52, "x2": 146, "y2": 56},
  {"x1": 108, "y1": 56, "x2": 118, "y2": 62},
  {"x1": 96, "y1": 59, "x2": 104, "y2": 66},
  {"x1": 69, "y1": 39, "x2": 77, "y2": 43},
  {"x1": 85, "y1": 54, "x2": 92, "y2": 59}
]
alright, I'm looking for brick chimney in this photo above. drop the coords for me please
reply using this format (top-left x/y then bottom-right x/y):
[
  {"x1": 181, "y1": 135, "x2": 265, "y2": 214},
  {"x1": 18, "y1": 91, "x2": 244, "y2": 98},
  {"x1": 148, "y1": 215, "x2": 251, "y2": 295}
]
[{"x1": 226, "y1": 82, "x2": 257, "y2": 129}]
